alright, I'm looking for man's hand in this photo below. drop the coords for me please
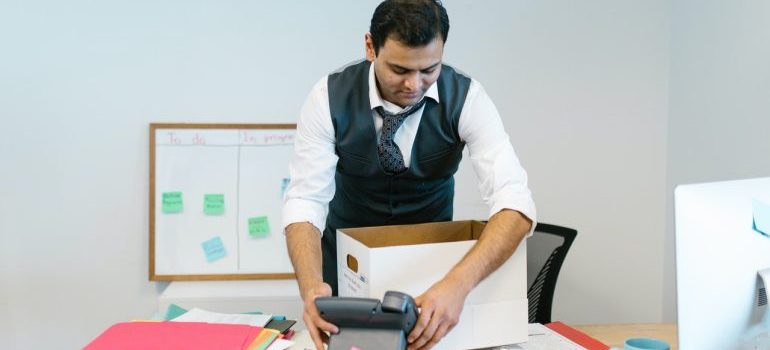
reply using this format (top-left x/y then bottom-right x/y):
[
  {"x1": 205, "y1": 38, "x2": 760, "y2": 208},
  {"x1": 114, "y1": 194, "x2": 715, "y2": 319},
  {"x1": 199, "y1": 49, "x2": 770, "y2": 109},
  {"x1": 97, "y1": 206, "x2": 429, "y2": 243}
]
[
  {"x1": 407, "y1": 277, "x2": 471, "y2": 350},
  {"x1": 406, "y1": 210, "x2": 530, "y2": 350},
  {"x1": 302, "y1": 282, "x2": 338, "y2": 350},
  {"x1": 285, "y1": 222, "x2": 335, "y2": 349}
]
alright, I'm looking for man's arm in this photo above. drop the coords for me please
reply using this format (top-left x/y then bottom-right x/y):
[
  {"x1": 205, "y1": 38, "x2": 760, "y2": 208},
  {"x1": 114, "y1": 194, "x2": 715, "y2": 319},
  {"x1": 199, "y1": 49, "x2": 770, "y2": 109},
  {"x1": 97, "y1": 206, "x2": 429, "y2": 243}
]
[
  {"x1": 407, "y1": 209, "x2": 531, "y2": 350},
  {"x1": 408, "y1": 79, "x2": 536, "y2": 350},
  {"x1": 282, "y1": 76, "x2": 339, "y2": 350},
  {"x1": 285, "y1": 222, "x2": 338, "y2": 350}
]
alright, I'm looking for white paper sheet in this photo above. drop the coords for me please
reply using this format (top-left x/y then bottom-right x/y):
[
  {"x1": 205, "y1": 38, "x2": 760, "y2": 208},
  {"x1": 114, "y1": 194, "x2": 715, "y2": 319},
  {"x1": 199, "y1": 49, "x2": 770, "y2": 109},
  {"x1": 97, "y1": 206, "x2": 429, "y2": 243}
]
[
  {"x1": 266, "y1": 338, "x2": 295, "y2": 350},
  {"x1": 481, "y1": 323, "x2": 587, "y2": 350},
  {"x1": 170, "y1": 307, "x2": 272, "y2": 327}
]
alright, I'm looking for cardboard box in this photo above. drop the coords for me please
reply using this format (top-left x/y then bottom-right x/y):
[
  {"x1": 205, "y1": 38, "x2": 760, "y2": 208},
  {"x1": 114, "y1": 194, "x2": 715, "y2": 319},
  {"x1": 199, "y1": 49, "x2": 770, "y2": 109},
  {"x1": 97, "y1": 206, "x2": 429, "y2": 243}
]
[{"x1": 337, "y1": 220, "x2": 528, "y2": 350}]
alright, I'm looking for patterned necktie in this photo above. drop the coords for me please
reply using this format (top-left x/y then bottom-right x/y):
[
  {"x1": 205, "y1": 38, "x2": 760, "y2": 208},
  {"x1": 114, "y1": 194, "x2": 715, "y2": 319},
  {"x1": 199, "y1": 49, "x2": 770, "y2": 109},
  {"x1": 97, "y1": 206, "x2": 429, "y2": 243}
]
[{"x1": 374, "y1": 98, "x2": 427, "y2": 174}]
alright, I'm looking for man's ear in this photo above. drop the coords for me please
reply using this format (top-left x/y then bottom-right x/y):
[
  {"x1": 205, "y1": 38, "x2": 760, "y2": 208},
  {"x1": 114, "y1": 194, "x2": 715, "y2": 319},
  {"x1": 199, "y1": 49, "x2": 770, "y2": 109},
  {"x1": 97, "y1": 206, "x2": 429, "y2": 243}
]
[{"x1": 364, "y1": 33, "x2": 376, "y2": 62}]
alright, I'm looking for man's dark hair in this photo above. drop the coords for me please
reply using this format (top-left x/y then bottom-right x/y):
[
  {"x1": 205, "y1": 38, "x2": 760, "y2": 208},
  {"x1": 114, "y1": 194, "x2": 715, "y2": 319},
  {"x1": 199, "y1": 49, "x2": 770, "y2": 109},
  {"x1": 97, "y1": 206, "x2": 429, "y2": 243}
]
[{"x1": 369, "y1": 0, "x2": 449, "y2": 55}]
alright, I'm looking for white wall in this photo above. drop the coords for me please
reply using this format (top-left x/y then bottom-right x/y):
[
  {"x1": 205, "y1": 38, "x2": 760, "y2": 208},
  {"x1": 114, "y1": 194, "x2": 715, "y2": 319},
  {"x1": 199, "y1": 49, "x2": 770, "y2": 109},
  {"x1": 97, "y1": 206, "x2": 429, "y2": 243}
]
[
  {"x1": 663, "y1": 0, "x2": 770, "y2": 321},
  {"x1": 0, "y1": 1, "x2": 671, "y2": 348},
  {"x1": 475, "y1": 1, "x2": 670, "y2": 324}
]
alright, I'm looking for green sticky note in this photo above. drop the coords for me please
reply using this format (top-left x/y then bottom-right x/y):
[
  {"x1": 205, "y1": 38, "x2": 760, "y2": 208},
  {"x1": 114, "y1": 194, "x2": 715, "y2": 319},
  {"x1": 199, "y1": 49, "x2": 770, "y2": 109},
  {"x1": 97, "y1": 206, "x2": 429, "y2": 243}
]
[
  {"x1": 249, "y1": 216, "x2": 270, "y2": 238},
  {"x1": 204, "y1": 194, "x2": 225, "y2": 215},
  {"x1": 162, "y1": 192, "x2": 183, "y2": 213}
]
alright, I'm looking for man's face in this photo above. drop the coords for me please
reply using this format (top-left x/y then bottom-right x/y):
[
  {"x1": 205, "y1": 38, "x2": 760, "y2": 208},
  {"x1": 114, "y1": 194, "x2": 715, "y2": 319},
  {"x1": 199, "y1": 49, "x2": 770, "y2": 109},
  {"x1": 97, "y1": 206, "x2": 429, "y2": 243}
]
[{"x1": 365, "y1": 34, "x2": 444, "y2": 108}]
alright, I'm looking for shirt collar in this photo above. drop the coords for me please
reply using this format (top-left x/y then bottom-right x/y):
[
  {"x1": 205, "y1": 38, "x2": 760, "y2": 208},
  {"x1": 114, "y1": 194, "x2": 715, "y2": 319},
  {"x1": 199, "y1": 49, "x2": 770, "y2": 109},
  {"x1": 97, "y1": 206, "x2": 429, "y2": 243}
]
[{"x1": 368, "y1": 61, "x2": 440, "y2": 113}]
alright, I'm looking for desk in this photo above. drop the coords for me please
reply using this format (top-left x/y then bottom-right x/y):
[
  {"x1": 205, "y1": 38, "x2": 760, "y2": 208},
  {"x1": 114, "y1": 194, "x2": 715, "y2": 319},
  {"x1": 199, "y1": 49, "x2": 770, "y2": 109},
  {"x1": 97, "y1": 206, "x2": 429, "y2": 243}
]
[
  {"x1": 288, "y1": 323, "x2": 678, "y2": 350},
  {"x1": 574, "y1": 324, "x2": 677, "y2": 350}
]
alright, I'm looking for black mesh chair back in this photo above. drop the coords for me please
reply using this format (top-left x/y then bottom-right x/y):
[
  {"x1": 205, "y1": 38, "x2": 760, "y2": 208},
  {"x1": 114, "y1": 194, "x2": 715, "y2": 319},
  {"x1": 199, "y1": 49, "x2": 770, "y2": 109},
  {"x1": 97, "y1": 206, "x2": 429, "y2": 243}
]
[{"x1": 526, "y1": 223, "x2": 577, "y2": 324}]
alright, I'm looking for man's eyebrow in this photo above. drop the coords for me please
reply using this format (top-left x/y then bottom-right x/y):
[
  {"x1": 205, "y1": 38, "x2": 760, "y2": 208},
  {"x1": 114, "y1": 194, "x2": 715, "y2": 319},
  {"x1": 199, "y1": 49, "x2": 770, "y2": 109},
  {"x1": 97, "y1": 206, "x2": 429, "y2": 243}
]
[
  {"x1": 389, "y1": 62, "x2": 441, "y2": 72},
  {"x1": 420, "y1": 62, "x2": 441, "y2": 71}
]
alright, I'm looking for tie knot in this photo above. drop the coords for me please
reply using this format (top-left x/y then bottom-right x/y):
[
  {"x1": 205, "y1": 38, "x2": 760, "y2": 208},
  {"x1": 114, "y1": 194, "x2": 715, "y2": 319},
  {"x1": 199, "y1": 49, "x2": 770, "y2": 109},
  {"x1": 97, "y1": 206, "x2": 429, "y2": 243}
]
[{"x1": 374, "y1": 98, "x2": 427, "y2": 121}]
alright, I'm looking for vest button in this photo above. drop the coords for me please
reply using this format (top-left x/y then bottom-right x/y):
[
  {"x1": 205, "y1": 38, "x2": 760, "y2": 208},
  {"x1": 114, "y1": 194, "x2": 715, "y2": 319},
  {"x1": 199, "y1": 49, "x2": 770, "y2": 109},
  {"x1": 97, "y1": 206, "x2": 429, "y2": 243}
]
[{"x1": 392, "y1": 202, "x2": 399, "y2": 209}]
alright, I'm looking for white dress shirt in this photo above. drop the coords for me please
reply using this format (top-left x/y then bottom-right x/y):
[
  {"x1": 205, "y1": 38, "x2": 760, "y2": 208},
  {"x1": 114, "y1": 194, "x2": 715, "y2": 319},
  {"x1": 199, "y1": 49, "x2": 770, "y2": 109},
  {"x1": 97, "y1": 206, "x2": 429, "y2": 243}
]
[{"x1": 282, "y1": 62, "x2": 536, "y2": 234}]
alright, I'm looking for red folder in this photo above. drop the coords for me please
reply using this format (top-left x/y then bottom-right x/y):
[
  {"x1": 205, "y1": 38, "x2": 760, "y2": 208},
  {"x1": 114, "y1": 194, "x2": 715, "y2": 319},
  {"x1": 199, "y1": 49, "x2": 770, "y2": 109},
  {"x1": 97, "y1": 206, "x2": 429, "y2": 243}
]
[
  {"x1": 545, "y1": 321, "x2": 609, "y2": 350},
  {"x1": 84, "y1": 321, "x2": 262, "y2": 350}
]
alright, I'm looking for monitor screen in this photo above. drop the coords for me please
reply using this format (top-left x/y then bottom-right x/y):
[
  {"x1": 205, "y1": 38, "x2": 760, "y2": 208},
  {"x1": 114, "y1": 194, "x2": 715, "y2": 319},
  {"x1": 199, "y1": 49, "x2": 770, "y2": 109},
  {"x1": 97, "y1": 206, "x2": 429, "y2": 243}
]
[{"x1": 675, "y1": 177, "x2": 770, "y2": 349}]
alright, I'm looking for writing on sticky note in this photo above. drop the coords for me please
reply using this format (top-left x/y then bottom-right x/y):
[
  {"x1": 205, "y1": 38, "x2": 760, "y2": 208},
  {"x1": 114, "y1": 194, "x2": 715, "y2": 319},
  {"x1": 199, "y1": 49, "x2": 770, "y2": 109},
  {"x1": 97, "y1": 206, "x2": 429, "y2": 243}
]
[
  {"x1": 162, "y1": 192, "x2": 183, "y2": 213},
  {"x1": 204, "y1": 194, "x2": 225, "y2": 215},
  {"x1": 201, "y1": 236, "x2": 226, "y2": 262},
  {"x1": 753, "y1": 197, "x2": 770, "y2": 236},
  {"x1": 249, "y1": 216, "x2": 270, "y2": 238}
]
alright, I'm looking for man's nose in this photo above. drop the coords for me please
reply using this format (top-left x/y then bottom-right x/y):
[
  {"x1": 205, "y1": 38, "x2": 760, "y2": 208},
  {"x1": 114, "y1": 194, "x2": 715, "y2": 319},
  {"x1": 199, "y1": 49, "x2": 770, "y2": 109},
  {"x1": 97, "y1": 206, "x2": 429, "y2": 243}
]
[{"x1": 404, "y1": 72, "x2": 420, "y2": 91}]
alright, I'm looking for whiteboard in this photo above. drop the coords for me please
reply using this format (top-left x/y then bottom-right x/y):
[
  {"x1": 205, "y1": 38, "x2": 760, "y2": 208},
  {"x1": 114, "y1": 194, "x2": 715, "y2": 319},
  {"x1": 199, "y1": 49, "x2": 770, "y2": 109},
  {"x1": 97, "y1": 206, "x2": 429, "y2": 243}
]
[{"x1": 150, "y1": 124, "x2": 296, "y2": 280}]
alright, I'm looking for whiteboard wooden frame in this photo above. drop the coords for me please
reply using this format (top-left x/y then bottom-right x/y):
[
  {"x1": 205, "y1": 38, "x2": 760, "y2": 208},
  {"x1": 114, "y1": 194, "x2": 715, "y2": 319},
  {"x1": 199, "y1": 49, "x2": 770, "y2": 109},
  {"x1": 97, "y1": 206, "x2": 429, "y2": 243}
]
[{"x1": 149, "y1": 123, "x2": 297, "y2": 281}]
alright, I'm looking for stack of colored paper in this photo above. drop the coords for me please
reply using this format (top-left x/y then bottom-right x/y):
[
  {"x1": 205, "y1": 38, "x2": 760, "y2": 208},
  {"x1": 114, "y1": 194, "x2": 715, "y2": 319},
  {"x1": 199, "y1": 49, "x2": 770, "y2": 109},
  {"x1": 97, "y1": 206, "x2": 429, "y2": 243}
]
[
  {"x1": 85, "y1": 305, "x2": 298, "y2": 350},
  {"x1": 246, "y1": 328, "x2": 282, "y2": 350}
]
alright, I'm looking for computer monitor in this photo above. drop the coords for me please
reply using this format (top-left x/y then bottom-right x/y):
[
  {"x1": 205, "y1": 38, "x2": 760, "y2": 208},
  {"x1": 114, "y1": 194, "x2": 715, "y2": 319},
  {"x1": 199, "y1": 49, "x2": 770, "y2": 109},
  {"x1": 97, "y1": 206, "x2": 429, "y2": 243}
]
[{"x1": 675, "y1": 177, "x2": 770, "y2": 349}]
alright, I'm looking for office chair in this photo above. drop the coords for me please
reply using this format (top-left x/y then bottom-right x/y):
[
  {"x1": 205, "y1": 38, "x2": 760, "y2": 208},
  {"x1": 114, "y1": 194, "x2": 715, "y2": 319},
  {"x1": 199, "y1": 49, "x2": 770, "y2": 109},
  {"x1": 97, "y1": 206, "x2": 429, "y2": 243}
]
[{"x1": 526, "y1": 223, "x2": 577, "y2": 324}]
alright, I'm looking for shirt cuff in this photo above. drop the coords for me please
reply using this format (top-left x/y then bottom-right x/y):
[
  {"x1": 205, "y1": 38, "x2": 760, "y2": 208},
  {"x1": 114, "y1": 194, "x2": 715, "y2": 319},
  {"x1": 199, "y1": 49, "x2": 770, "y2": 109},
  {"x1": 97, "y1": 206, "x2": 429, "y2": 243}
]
[
  {"x1": 282, "y1": 198, "x2": 328, "y2": 235},
  {"x1": 489, "y1": 192, "x2": 537, "y2": 238}
]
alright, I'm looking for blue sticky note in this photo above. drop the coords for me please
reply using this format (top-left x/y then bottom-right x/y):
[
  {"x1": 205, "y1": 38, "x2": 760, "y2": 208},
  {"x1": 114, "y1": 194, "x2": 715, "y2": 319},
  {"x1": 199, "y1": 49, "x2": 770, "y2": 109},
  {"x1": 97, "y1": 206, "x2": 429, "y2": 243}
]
[
  {"x1": 754, "y1": 198, "x2": 770, "y2": 236},
  {"x1": 164, "y1": 304, "x2": 189, "y2": 320},
  {"x1": 201, "y1": 236, "x2": 226, "y2": 262},
  {"x1": 281, "y1": 178, "x2": 290, "y2": 198}
]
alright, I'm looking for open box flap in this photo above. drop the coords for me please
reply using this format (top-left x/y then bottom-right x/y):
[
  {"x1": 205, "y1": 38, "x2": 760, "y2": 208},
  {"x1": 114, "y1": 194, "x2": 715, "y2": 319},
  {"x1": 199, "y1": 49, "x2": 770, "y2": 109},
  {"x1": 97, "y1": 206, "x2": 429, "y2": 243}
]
[{"x1": 339, "y1": 220, "x2": 486, "y2": 248}]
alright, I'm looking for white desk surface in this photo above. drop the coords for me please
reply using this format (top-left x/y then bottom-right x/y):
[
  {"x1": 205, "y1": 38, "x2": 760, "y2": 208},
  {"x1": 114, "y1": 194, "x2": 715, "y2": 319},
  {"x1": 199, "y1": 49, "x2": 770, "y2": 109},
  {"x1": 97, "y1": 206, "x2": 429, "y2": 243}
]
[
  {"x1": 287, "y1": 331, "x2": 313, "y2": 350},
  {"x1": 286, "y1": 323, "x2": 678, "y2": 350}
]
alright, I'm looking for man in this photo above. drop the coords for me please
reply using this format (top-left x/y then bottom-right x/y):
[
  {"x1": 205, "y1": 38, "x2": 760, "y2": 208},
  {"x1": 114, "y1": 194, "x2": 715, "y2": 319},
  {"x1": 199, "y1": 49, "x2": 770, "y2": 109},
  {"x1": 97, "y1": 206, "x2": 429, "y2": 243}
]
[{"x1": 282, "y1": 1, "x2": 536, "y2": 349}]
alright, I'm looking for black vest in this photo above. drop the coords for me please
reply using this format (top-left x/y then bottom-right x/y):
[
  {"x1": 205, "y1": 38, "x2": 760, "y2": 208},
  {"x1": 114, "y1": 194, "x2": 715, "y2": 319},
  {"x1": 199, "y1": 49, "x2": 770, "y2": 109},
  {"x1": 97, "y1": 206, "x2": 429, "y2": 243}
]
[{"x1": 323, "y1": 60, "x2": 471, "y2": 294}]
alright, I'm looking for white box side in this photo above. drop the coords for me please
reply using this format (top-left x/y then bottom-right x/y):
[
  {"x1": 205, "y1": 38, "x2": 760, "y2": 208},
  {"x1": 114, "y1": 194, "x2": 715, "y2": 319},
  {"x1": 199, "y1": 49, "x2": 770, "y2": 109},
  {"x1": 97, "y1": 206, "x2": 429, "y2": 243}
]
[{"x1": 337, "y1": 231, "x2": 371, "y2": 298}]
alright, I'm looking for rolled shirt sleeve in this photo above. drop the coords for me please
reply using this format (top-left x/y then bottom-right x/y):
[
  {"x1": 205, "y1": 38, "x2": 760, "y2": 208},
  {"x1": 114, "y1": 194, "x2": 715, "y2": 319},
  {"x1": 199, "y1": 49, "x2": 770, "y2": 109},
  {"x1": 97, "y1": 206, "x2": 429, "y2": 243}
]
[
  {"x1": 282, "y1": 77, "x2": 338, "y2": 234},
  {"x1": 459, "y1": 80, "x2": 537, "y2": 236}
]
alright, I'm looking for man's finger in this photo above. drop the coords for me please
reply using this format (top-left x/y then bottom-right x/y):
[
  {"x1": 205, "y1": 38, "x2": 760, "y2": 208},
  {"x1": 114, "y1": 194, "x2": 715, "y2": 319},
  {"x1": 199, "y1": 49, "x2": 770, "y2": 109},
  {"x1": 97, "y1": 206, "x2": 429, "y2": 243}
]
[
  {"x1": 419, "y1": 322, "x2": 452, "y2": 350},
  {"x1": 312, "y1": 313, "x2": 339, "y2": 334},
  {"x1": 414, "y1": 294, "x2": 425, "y2": 306},
  {"x1": 407, "y1": 306, "x2": 433, "y2": 345},
  {"x1": 305, "y1": 314, "x2": 326, "y2": 350},
  {"x1": 306, "y1": 285, "x2": 338, "y2": 335},
  {"x1": 410, "y1": 314, "x2": 440, "y2": 350}
]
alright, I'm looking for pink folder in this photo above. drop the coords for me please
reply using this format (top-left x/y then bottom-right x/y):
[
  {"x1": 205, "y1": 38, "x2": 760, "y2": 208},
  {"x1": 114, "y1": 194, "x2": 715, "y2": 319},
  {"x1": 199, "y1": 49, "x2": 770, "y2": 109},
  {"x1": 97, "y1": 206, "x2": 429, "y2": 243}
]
[
  {"x1": 84, "y1": 322, "x2": 263, "y2": 350},
  {"x1": 545, "y1": 321, "x2": 609, "y2": 350}
]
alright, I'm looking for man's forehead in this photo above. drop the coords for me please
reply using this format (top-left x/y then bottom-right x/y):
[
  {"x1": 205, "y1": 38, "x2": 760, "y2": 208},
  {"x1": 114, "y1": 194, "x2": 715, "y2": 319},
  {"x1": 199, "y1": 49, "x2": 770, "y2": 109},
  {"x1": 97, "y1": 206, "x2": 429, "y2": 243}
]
[
  {"x1": 381, "y1": 35, "x2": 444, "y2": 51},
  {"x1": 379, "y1": 37, "x2": 444, "y2": 69}
]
